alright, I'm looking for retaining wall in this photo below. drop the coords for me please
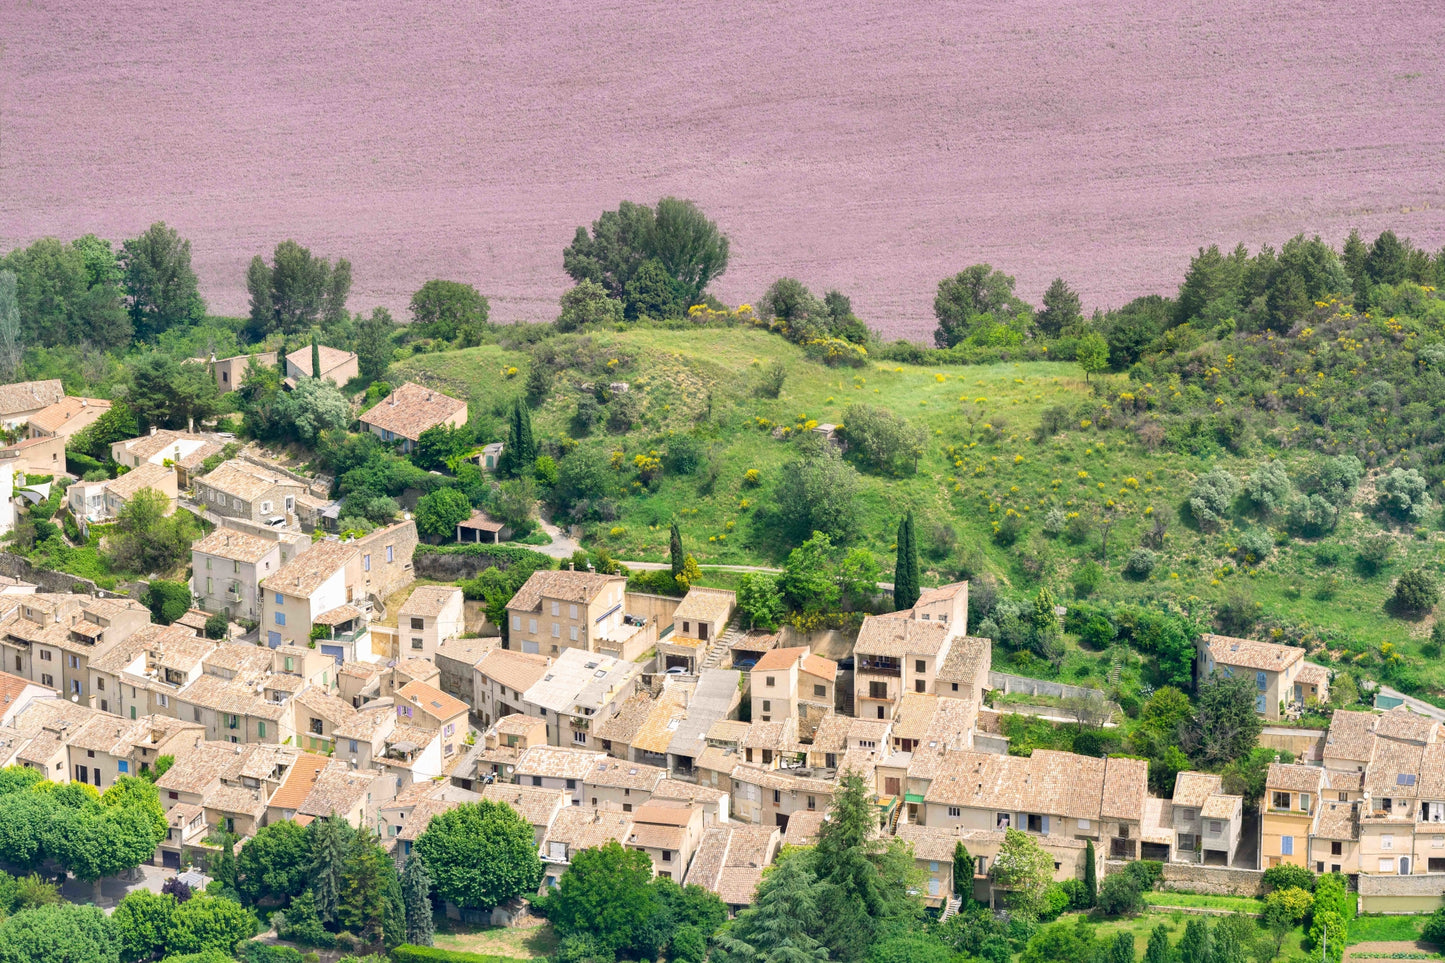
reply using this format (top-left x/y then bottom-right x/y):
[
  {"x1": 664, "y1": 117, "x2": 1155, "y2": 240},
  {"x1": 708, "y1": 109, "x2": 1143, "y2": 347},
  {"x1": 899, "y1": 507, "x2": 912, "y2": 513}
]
[
  {"x1": 1157, "y1": 862, "x2": 1265, "y2": 897},
  {"x1": 987, "y1": 671, "x2": 1108, "y2": 702}
]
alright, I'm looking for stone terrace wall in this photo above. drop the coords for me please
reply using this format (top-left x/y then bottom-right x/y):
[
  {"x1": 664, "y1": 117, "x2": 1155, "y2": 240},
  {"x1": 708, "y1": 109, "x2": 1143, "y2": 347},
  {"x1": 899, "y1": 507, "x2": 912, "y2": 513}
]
[
  {"x1": 1158, "y1": 862, "x2": 1265, "y2": 897},
  {"x1": 988, "y1": 671, "x2": 1108, "y2": 702}
]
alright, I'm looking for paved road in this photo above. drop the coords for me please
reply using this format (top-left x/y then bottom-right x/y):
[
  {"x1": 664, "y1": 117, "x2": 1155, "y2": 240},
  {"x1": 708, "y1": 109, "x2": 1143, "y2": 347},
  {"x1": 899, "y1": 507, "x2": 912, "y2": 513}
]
[{"x1": 1373, "y1": 684, "x2": 1445, "y2": 722}]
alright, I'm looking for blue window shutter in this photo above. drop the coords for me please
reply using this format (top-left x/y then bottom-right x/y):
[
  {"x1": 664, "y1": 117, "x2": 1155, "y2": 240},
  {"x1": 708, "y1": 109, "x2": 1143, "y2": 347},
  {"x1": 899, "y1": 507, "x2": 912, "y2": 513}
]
[
  {"x1": 1042, "y1": 815, "x2": 1050, "y2": 834},
  {"x1": 1281, "y1": 836, "x2": 1293, "y2": 855}
]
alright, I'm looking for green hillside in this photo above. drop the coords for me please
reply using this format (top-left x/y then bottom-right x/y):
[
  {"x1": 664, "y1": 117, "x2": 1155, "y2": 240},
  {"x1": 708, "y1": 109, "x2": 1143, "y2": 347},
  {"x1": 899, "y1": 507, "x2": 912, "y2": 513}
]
[{"x1": 396, "y1": 322, "x2": 1445, "y2": 692}]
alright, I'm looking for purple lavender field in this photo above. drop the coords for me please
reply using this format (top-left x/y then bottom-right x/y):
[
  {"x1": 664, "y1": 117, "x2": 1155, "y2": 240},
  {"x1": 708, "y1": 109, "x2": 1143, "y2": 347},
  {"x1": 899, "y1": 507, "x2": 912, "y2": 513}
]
[{"x1": 3, "y1": 0, "x2": 1443, "y2": 338}]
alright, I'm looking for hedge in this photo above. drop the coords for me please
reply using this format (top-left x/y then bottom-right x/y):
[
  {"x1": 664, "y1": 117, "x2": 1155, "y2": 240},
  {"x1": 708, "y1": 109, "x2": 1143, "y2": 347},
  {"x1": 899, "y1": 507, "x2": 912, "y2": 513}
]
[
  {"x1": 413, "y1": 543, "x2": 555, "y2": 569},
  {"x1": 389, "y1": 946, "x2": 530, "y2": 963}
]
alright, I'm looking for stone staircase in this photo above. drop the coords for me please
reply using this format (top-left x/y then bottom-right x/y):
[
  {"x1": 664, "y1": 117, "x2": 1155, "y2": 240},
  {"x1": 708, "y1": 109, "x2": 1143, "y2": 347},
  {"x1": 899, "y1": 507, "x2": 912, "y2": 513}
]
[
  {"x1": 940, "y1": 895, "x2": 963, "y2": 922},
  {"x1": 701, "y1": 616, "x2": 746, "y2": 671}
]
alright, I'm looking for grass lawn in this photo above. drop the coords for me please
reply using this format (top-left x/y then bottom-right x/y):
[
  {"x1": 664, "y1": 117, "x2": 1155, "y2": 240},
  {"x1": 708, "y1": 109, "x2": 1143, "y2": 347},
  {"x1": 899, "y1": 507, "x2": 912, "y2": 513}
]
[
  {"x1": 431, "y1": 919, "x2": 559, "y2": 960},
  {"x1": 1086, "y1": 909, "x2": 1310, "y2": 961},
  {"x1": 1143, "y1": 891, "x2": 1263, "y2": 914},
  {"x1": 1348, "y1": 914, "x2": 1427, "y2": 945}
]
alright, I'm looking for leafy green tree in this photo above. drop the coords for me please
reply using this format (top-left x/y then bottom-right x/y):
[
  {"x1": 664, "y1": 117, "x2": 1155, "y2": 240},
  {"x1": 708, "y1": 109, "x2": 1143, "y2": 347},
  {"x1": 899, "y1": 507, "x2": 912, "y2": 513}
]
[
  {"x1": 236, "y1": 819, "x2": 311, "y2": 907},
  {"x1": 543, "y1": 841, "x2": 658, "y2": 958},
  {"x1": 401, "y1": 855, "x2": 435, "y2": 947},
  {"x1": 411, "y1": 424, "x2": 470, "y2": 472},
  {"x1": 893, "y1": 512, "x2": 920, "y2": 612},
  {"x1": 492, "y1": 477, "x2": 538, "y2": 535},
  {"x1": 933, "y1": 264, "x2": 1026, "y2": 348},
  {"x1": 166, "y1": 894, "x2": 258, "y2": 956},
  {"x1": 245, "y1": 241, "x2": 350, "y2": 338},
  {"x1": 1365, "y1": 229, "x2": 1410, "y2": 286},
  {"x1": 1036, "y1": 277, "x2": 1083, "y2": 337},
  {"x1": 1391, "y1": 568, "x2": 1438, "y2": 615},
  {"x1": 114, "y1": 890, "x2": 176, "y2": 963},
  {"x1": 773, "y1": 446, "x2": 862, "y2": 545},
  {"x1": 1178, "y1": 916, "x2": 1212, "y2": 963},
  {"x1": 119, "y1": 222, "x2": 204, "y2": 340},
  {"x1": 1377, "y1": 467, "x2": 1432, "y2": 523},
  {"x1": 337, "y1": 831, "x2": 402, "y2": 948},
  {"x1": 69, "y1": 401, "x2": 139, "y2": 461},
  {"x1": 310, "y1": 334, "x2": 321, "y2": 380},
  {"x1": 624, "y1": 258, "x2": 684, "y2": 319},
  {"x1": 1244, "y1": 461, "x2": 1292, "y2": 517},
  {"x1": 841, "y1": 404, "x2": 925, "y2": 473},
  {"x1": 1106, "y1": 932, "x2": 1136, "y2": 963},
  {"x1": 838, "y1": 548, "x2": 879, "y2": 611},
  {"x1": 0, "y1": 902, "x2": 119, "y2": 963},
  {"x1": 0, "y1": 270, "x2": 21, "y2": 380},
  {"x1": 497, "y1": 399, "x2": 537, "y2": 479},
  {"x1": 415, "y1": 800, "x2": 542, "y2": 911},
  {"x1": 0, "y1": 236, "x2": 131, "y2": 350},
  {"x1": 1030, "y1": 587, "x2": 1062, "y2": 661},
  {"x1": 105, "y1": 488, "x2": 198, "y2": 576},
  {"x1": 127, "y1": 351, "x2": 222, "y2": 430},
  {"x1": 354, "y1": 307, "x2": 397, "y2": 384},
  {"x1": 1183, "y1": 674, "x2": 1263, "y2": 767},
  {"x1": 1188, "y1": 468, "x2": 1240, "y2": 531},
  {"x1": 275, "y1": 376, "x2": 350, "y2": 445},
  {"x1": 1096, "y1": 871, "x2": 1144, "y2": 916},
  {"x1": 780, "y1": 531, "x2": 842, "y2": 613},
  {"x1": 555, "y1": 280, "x2": 624, "y2": 332},
  {"x1": 409, "y1": 280, "x2": 490, "y2": 344},
  {"x1": 144, "y1": 580, "x2": 193, "y2": 625},
  {"x1": 415, "y1": 487, "x2": 472, "y2": 539},
  {"x1": 989, "y1": 829, "x2": 1054, "y2": 917},
  {"x1": 550, "y1": 447, "x2": 612, "y2": 519},
  {"x1": 1020, "y1": 917, "x2": 1100, "y2": 963},
  {"x1": 563, "y1": 198, "x2": 728, "y2": 310},
  {"x1": 1076, "y1": 330, "x2": 1110, "y2": 382},
  {"x1": 307, "y1": 815, "x2": 351, "y2": 924},
  {"x1": 736, "y1": 573, "x2": 785, "y2": 631}
]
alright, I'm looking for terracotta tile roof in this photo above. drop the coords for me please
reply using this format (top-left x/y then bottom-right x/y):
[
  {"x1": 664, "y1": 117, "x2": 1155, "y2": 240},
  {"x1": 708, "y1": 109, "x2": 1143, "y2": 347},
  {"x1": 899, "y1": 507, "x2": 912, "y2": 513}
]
[
  {"x1": 1200, "y1": 633, "x2": 1304, "y2": 673},
  {"x1": 192, "y1": 528, "x2": 278, "y2": 564},
  {"x1": 1375, "y1": 706, "x2": 1437, "y2": 744},
  {"x1": 782, "y1": 810, "x2": 828, "y2": 847},
  {"x1": 0, "y1": 670, "x2": 48, "y2": 714},
  {"x1": 286, "y1": 345, "x2": 357, "y2": 380},
  {"x1": 1101, "y1": 756, "x2": 1149, "y2": 822},
  {"x1": 627, "y1": 822, "x2": 686, "y2": 852},
  {"x1": 332, "y1": 704, "x2": 395, "y2": 742},
  {"x1": 855, "y1": 613, "x2": 950, "y2": 658},
  {"x1": 477, "y1": 649, "x2": 552, "y2": 694},
  {"x1": 398, "y1": 790, "x2": 482, "y2": 841},
  {"x1": 895, "y1": 822, "x2": 965, "y2": 862},
  {"x1": 207, "y1": 784, "x2": 268, "y2": 818},
  {"x1": 585, "y1": 758, "x2": 667, "y2": 792},
  {"x1": 394, "y1": 658, "x2": 441, "y2": 684},
  {"x1": 753, "y1": 646, "x2": 807, "y2": 673},
  {"x1": 1200, "y1": 793, "x2": 1241, "y2": 820},
  {"x1": 481, "y1": 782, "x2": 567, "y2": 829},
  {"x1": 920, "y1": 697, "x2": 978, "y2": 752},
  {"x1": 196, "y1": 458, "x2": 300, "y2": 503},
  {"x1": 1325, "y1": 710, "x2": 1379, "y2": 763},
  {"x1": 155, "y1": 742, "x2": 253, "y2": 796},
  {"x1": 595, "y1": 691, "x2": 655, "y2": 745},
  {"x1": 631, "y1": 686, "x2": 694, "y2": 755},
  {"x1": 293, "y1": 687, "x2": 361, "y2": 727},
  {"x1": 652, "y1": 779, "x2": 727, "y2": 805},
  {"x1": 543, "y1": 806, "x2": 634, "y2": 855},
  {"x1": 937, "y1": 636, "x2": 991, "y2": 685},
  {"x1": 742, "y1": 718, "x2": 798, "y2": 752},
  {"x1": 1325, "y1": 768, "x2": 1364, "y2": 793},
  {"x1": 1172, "y1": 771, "x2": 1223, "y2": 809},
  {"x1": 1364, "y1": 737, "x2": 1425, "y2": 798},
  {"x1": 203, "y1": 642, "x2": 276, "y2": 677},
  {"x1": 0, "y1": 380, "x2": 63, "y2": 417},
  {"x1": 313, "y1": 604, "x2": 365, "y2": 626},
  {"x1": 1296, "y1": 662, "x2": 1331, "y2": 688},
  {"x1": 26, "y1": 396, "x2": 110, "y2": 434},
  {"x1": 730, "y1": 763, "x2": 835, "y2": 795},
  {"x1": 515, "y1": 745, "x2": 604, "y2": 781},
  {"x1": 457, "y1": 511, "x2": 506, "y2": 533},
  {"x1": 914, "y1": 582, "x2": 969, "y2": 608},
  {"x1": 261, "y1": 540, "x2": 358, "y2": 597},
  {"x1": 435, "y1": 636, "x2": 495, "y2": 668},
  {"x1": 847, "y1": 718, "x2": 893, "y2": 746},
  {"x1": 106, "y1": 463, "x2": 175, "y2": 502},
  {"x1": 1314, "y1": 799, "x2": 1359, "y2": 840},
  {"x1": 801, "y1": 653, "x2": 837, "y2": 679},
  {"x1": 359, "y1": 381, "x2": 467, "y2": 441},
  {"x1": 397, "y1": 680, "x2": 468, "y2": 722},
  {"x1": 685, "y1": 825, "x2": 778, "y2": 905},
  {"x1": 399, "y1": 586, "x2": 462, "y2": 617},
  {"x1": 893, "y1": 693, "x2": 940, "y2": 742},
  {"x1": 177, "y1": 674, "x2": 286, "y2": 720},
  {"x1": 298, "y1": 765, "x2": 380, "y2": 817},
  {"x1": 1267, "y1": 762, "x2": 1328, "y2": 795},
  {"x1": 808, "y1": 714, "x2": 851, "y2": 754},
  {"x1": 508, "y1": 570, "x2": 625, "y2": 613},
  {"x1": 673, "y1": 587, "x2": 736, "y2": 626},
  {"x1": 117, "y1": 430, "x2": 214, "y2": 464},
  {"x1": 731, "y1": 631, "x2": 780, "y2": 654},
  {"x1": 923, "y1": 748, "x2": 1143, "y2": 821}
]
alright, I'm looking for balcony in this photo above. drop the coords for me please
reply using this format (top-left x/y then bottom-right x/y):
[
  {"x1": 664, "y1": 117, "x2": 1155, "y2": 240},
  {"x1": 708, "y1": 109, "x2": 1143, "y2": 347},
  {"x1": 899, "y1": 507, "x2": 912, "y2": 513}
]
[{"x1": 857, "y1": 658, "x2": 902, "y2": 677}]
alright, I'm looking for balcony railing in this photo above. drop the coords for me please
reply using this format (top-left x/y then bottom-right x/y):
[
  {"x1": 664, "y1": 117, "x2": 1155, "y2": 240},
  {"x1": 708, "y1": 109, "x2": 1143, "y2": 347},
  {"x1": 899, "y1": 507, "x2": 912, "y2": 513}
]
[{"x1": 857, "y1": 659, "x2": 902, "y2": 677}]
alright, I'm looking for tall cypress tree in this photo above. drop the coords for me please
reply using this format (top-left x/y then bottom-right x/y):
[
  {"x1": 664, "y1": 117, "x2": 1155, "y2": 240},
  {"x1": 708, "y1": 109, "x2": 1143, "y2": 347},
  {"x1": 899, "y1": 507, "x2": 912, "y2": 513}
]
[
  {"x1": 498, "y1": 399, "x2": 536, "y2": 478},
  {"x1": 893, "y1": 512, "x2": 920, "y2": 611},
  {"x1": 402, "y1": 854, "x2": 436, "y2": 946},
  {"x1": 1178, "y1": 917, "x2": 1213, "y2": 963},
  {"x1": 1144, "y1": 923, "x2": 1173, "y2": 963},
  {"x1": 1083, "y1": 839, "x2": 1097, "y2": 907},
  {"x1": 310, "y1": 333, "x2": 321, "y2": 379},
  {"x1": 669, "y1": 522, "x2": 685, "y2": 579}
]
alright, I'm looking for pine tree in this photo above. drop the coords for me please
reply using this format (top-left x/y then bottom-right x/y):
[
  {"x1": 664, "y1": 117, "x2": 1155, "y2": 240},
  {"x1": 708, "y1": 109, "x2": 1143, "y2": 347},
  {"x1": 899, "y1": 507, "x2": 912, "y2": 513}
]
[
  {"x1": 670, "y1": 522, "x2": 685, "y2": 580},
  {"x1": 1083, "y1": 840, "x2": 1097, "y2": 907},
  {"x1": 893, "y1": 512, "x2": 919, "y2": 611},
  {"x1": 1144, "y1": 923, "x2": 1172, "y2": 963},
  {"x1": 307, "y1": 815, "x2": 349, "y2": 924},
  {"x1": 310, "y1": 333, "x2": 321, "y2": 379},
  {"x1": 497, "y1": 399, "x2": 537, "y2": 478},
  {"x1": 402, "y1": 855, "x2": 436, "y2": 947}
]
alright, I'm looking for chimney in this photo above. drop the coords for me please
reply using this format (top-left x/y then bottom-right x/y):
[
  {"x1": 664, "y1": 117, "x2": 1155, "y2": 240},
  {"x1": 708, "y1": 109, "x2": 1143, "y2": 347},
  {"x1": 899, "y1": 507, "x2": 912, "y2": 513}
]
[
  {"x1": 150, "y1": 426, "x2": 157, "y2": 436},
  {"x1": 569, "y1": 561, "x2": 575, "y2": 572}
]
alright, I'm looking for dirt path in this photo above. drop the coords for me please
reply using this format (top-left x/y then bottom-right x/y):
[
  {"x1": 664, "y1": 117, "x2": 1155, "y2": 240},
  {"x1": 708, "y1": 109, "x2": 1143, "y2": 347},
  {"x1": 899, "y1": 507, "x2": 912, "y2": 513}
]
[{"x1": 1346, "y1": 940, "x2": 1440, "y2": 960}]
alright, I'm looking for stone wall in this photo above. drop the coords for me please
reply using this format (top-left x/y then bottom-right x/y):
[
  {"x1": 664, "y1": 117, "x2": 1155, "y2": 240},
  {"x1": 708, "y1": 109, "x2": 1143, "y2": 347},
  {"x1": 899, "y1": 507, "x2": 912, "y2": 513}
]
[
  {"x1": 1155, "y1": 861, "x2": 1265, "y2": 897},
  {"x1": 625, "y1": 591, "x2": 684, "y2": 629},
  {"x1": 1259, "y1": 726, "x2": 1327, "y2": 762},
  {"x1": 0, "y1": 551, "x2": 103, "y2": 595},
  {"x1": 1358, "y1": 871, "x2": 1445, "y2": 914},
  {"x1": 988, "y1": 671, "x2": 1108, "y2": 702},
  {"x1": 780, "y1": 626, "x2": 857, "y2": 662}
]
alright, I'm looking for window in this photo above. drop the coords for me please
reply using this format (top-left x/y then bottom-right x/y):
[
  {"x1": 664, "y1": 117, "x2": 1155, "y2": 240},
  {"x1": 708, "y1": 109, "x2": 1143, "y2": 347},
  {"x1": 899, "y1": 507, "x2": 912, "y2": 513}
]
[
  {"x1": 1280, "y1": 836, "x2": 1294, "y2": 855},
  {"x1": 310, "y1": 718, "x2": 323, "y2": 735},
  {"x1": 662, "y1": 850, "x2": 672, "y2": 862},
  {"x1": 1380, "y1": 858, "x2": 1395, "y2": 873},
  {"x1": 70, "y1": 680, "x2": 81, "y2": 695},
  {"x1": 258, "y1": 722, "x2": 266, "y2": 738},
  {"x1": 1078, "y1": 818, "x2": 1090, "y2": 830},
  {"x1": 915, "y1": 659, "x2": 925, "y2": 673},
  {"x1": 363, "y1": 554, "x2": 371, "y2": 571},
  {"x1": 948, "y1": 806, "x2": 961, "y2": 818},
  {"x1": 1317, "y1": 861, "x2": 1325, "y2": 873},
  {"x1": 807, "y1": 795, "x2": 816, "y2": 811},
  {"x1": 1256, "y1": 670, "x2": 1267, "y2": 690},
  {"x1": 814, "y1": 684, "x2": 827, "y2": 698},
  {"x1": 411, "y1": 617, "x2": 425, "y2": 630},
  {"x1": 869, "y1": 681, "x2": 888, "y2": 700},
  {"x1": 1181, "y1": 808, "x2": 1196, "y2": 821},
  {"x1": 551, "y1": 602, "x2": 560, "y2": 617},
  {"x1": 762, "y1": 700, "x2": 771, "y2": 713},
  {"x1": 40, "y1": 650, "x2": 51, "y2": 662},
  {"x1": 1273, "y1": 792, "x2": 1291, "y2": 810},
  {"x1": 570, "y1": 626, "x2": 579, "y2": 641},
  {"x1": 551, "y1": 623, "x2": 560, "y2": 638},
  {"x1": 772, "y1": 789, "x2": 781, "y2": 804},
  {"x1": 412, "y1": 638, "x2": 424, "y2": 650},
  {"x1": 528, "y1": 619, "x2": 537, "y2": 634},
  {"x1": 274, "y1": 592, "x2": 284, "y2": 604},
  {"x1": 118, "y1": 760, "x2": 129, "y2": 774},
  {"x1": 275, "y1": 612, "x2": 286, "y2": 626},
  {"x1": 915, "y1": 679, "x2": 926, "y2": 693},
  {"x1": 1331, "y1": 841, "x2": 1343, "y2": 856},
  {"x1": 573, "y1": 730, "x2": 587, "y2": 745},
  {"x1": 570, "y1": 605, "x2": 578, "y2": 619},
  {"x1": 766, "y1": 676, "x2": 775, "y2": 687},
  {"x1": 68, "y1": 654, "x2": 79, "y2": 669},
  {"x1": 531, "y1": 776, "x2": 542, "y2": 787},
  {"x1": 1300, "y1": 793, "x2": 1311, "y2": 813},
  {"x1": 41, "y1": 673, "x2": 53, "y2": 687},
  {"x1": 511, "y1": 615, "x2": 520, "y2": 630},
  {"x1": 1382, "y1": 834, "x2": 1394, "y2": 851},
  {"x1": 565, "y1": 779, "x2": 576, "y2": 791},
  {"x1": 207, "y1": 577, "x2": 213, "y2": 593},
  {"x1": 193, "y1": 707, "x2": 202, "y2": 722},
  {"x1": 386, "y1": 545, "x2": 394, "y2": 562},
  {"x1": 1209, "y1": 820, "x2": 1223, "y2": 834}
]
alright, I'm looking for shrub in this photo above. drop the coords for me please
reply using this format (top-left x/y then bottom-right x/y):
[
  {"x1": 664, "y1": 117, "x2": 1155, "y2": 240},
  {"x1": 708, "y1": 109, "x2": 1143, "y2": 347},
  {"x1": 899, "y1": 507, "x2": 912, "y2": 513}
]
[
  {"x1": 754, "y1": 359, "x2": 786, "y2": 399},
  {"x1": 1042, "y1": 507, "x2": 1066, "y2": 537},
  {"x1": 1123, "y1": 548, "x2": 1156, "y2": 580},
  {"x1": 1423, "y1": 906, "x2": 1445, "y2": 947},
  {"x1": 1059, "y1": 878, "x2": 1089, "y2": 910},
  {"x1": 390, "y1": 946, "x2": 528, "y2": 963},
  {"x1": 1391, "y1": 568, "x2": 1440, "y2": 614},
  {"x1": 1244, "y1": 461, "x2": 1292, "y2": 516},
  {"x1": 1095, "y1": 871, "x2": 1144, "y2": 917},
  {"x1": 1377, "y1": 467, "x2": 1433, "y2": 523},
  {"x1": 1234, "y1": 529, "x2": 1273, "y2": 565},
  {"x1": 1188, "y1": 468, "x2": 1239, "y2": 530},
  {"x1": 1263, "y1": 886, "x2": 1313, "y2": 925},
  {"x1": 1356, "y1": 537, "x2": 1393, "y2": 576},
  {"x1": 663, "y1": 434, "x2": 705, "y2": 475},
  {"x1": 1315, "y1": 543, "x2": 1342, "y2": 567},
  {"x1": 1073, "y1": 561, "x2": 1103, "y2": 598},
  {"x1": 1038, "y1": 882, "x2": 1070, "y2": 922},
  {"x1": 1262, "y1": 863, "x2": 1315, "y2": 893}
]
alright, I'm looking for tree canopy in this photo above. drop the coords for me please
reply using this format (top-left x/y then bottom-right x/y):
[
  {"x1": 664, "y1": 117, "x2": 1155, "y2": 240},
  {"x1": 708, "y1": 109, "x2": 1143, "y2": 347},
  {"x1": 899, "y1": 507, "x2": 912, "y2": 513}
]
[{"x1": 414, "y1": 800, "x2": 542, "y2": 911}]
